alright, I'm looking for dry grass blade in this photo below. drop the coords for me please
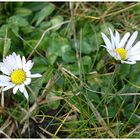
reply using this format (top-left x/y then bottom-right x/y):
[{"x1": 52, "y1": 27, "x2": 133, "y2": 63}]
[
  {"x1": 0, "y1": 118, "x2": 12, "y2": 131},
  {"x1": 103, "y1": 3, "x2": 140, "y2": 18},
  {"x1": 0, "y1": 130, "x2": 10, "y2": 138},
  {"x1": 39, "y1": 126, "x2": 59, "y2": 138},
  {"x1": 125, "y1": 123, "x2": 140, "y2": 137},
  {"x1": 6, "y1": 123, "x2": 15, "y2": 137}
]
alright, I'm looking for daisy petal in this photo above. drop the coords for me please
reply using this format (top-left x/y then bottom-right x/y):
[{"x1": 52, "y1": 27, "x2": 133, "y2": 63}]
[
  {"x1": 24, "y1": 78, "x2": 31, "y2": 85},
  {"x1": 129, "y1": 54, "x2": 140, "y2": 61},
  {"x1": 109, "y1": 28, "x2": 115, "y2": 49},
  {"x1": 3, "y1": 59, "x2": 13, "y2": 73},
  {"x1": 0, "y1": 82, "x2": 13, "y2": 87},
  {"x1": 12, "y1": 52, "x2": 17, "y2": 58},
  {"x1": 26, "y1": 60, "x2": 34, "y2": 70},
  {"x1": 115, "y1": 30, "x2": 120, "y2": 43},
  {"x1": 6, "y1": 53, "x2": 18, "y2": 70},
  {"x1": 16, "y1": 55, "x2": 22, "y2": 69},
  {"x1": 2, "y1": 83, "x2": 15, "y2": 91},
  {"x1": 121, "y1": 60, "x2": 136, "y2": 64},
  {"x1": 26, "y1": 71, "x2": 31, "y2": 77},
  {"x1": 114, "y1": 31, "x2": 120, "y2": 48},
  {"x1": 118, "y1": 32, "x2": 130, "y2": 48},
  {"x1": 29, "y1": 74, "x2": 42, "y2": 78},
  {"x1": 23, "y1": 89, "x2": 29, "y2": 99},
  {"x1": 0, "y1": 64, "x2": 11, "y2": 75},
  {"x1": 128, "y1": 49, "x2": 140, "y2": 57},
  {"x1": 107, "y1": 49, "x2": 116, "y2": 58},
  {"x1": 13, "y1": 85, "x2": 19, "y2": 94},
  {"x1": 0, "y1": 75, "x2": 10, "y2": 82},
  {"x1": 125, "y1": 31, "x2": 138, "y2": 51},
  {"x1": 22, "y1": 56, "x2": 27, "y2": 71},
  {"x1": 101, "y1": 32, "x2": 112, "y2": 50},
  {"x1": 19, "y1": 84, "x2": 25, "y2": 93},
  {"x1": 129, "y1": 41, "x2": 140, "y2": 53}
]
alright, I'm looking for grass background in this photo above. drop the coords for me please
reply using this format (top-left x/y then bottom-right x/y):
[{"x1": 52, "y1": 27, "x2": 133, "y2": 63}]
[{"x1": 0, "y1": 2, "x2": 140, "y2": 138}]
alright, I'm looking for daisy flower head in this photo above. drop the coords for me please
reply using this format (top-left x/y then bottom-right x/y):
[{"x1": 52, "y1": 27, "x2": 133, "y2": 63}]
[
  {"x1": 101, "y1": 28, "x2": 140, "y2": 64},
  {"x1": 0, "y1": 52, "x2": 42, "y2": 99}
]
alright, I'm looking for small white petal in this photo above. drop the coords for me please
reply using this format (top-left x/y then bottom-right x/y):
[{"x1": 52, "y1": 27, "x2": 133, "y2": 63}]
[
  {"x1": 115, "y1": 30, "x2": 120, "y2": 43},
  {"x1": 0, "y1": 64, "x2": 11, "y2": 75},
  {"x1": 3, "y1": 59, "x2": 13, "y2": 72},
  {"x1": 129, "y1": 55, "x2": 140, "y2": 61},
  {"x1": 107, "y1": 49, "x2": 116, "y2": 58},
  {"x1": 125, "y1": 31, "x2": 138, "y2": 51},
  {"x1": 2, "y1": 83, "x2": 15, "y2": 91},
  {"x1": 19, "y1": 84, "x2": 25, "y2": 93},
  {"x1": 114, "y1": 31, "x2": 120, "y2": 48},
  {"x1": 109, "y1": 28, "x2": 115, "y2": 49},
  {"x1": 118, "y1": 32, "x2": 130, "y2": 48},
  {"x1": 23, "y1": 88, "x2": 28, "y2": 99},
  {"x1": 129, "y1": 41, "x2": 140, "y2": 53},
  {"x1": 26, "y1": 71, "x2": 31, "y2": 77},
  {"x1": 121, "y1": 60, "x2": 136, "y2": 64},
  {"x1": 26, "y1": 60, "x2": 34, "y2": 70},
  {"x1": 6, "y1": 53, "x2": 18, "y2": 70},
  {"x1": 12, "y1": 52, "x2": 17, "y2": 58},
  {"x1": 28, "y1": 74, "x2": 42, "y2": 78},
  {"x1": 22, "y1": 56, "x2": 27, "y2": 71},
  {"x1": 101, "y1": 32, "x2": 112, "y2": 50},
  {"x1": 128, "y1": 49, "x2": 140, "y2": 57},
  {"x1": 24, "y1": 78, "x2": 31, "y2": 85},
  {"x1": 0, "y1": 75, "x2": 10, "y2": 82},
  {"x1": 101, "y1": 45, "x2": 107, "y2": 49},
  {"x1": 0, "y1": 82, "x2": 13, "y2": 87},
  {"x1": 16, "y1": 55, "x2": 22, "y2": 69},
  {"x1": 13, "y1": 85, "x2": 19, "y2": 94}
]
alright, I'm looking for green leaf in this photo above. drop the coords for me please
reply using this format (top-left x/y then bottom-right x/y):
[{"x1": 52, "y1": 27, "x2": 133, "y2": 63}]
[
  {"x1": 46, "y1": 92, "x2": 62, "y2": 110},
  {"x1": 32, "y1": 56, "x2": 48, "y2": 73},
  {"x1": 119, "y1": 64, "x2": 131, "y2": 78},
  {"x1": 40, "y1": 21, "x2": 51, "y2": 29},
  {"x1": 8, "y1": 15, "x2": 29, "y2": 27},
  {"x1": 61, "y1": 45, "x2": 76, "y2": 63},
  {"x1": 44, "y1": 33, "x2": 72, "y2": 65},
  {"x1": 101, "y1": 105, "x2": 118, "y2": 118},
  {"x1": 81, "y1": 56, "x2": 92, "y2": 72},
  {"x1": 77, "y1": 39, "x2": 92, "y2": 54},
  {"x1": 50, "y1": 15, "x2": 64, "y2": 31},
  {"x1": 66, "y1": 63, "x2": 79, "y2": 75},
  {"x1": 86, "y1": 91, "x2": 100, "y2": 104},
  {"x1": 21, "y1": 25, "x2": 34, "y2": 34},
  {"x1": 33, "y1": 4, "x2": 55, "y2": 26},
  {"x1": 123, "y1": 103, "x2": 135, "y2": 118},
  {"x1": 24, "y1": 2, "x2": 50, "y2": 12},
  {"x1": 15, "y1": 8, "x2": 32, "y2": 16}
]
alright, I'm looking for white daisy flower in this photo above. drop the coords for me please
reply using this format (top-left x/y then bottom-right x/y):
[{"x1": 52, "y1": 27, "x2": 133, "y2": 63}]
[
  {"x1": 0, "y1": 52, "x2": 42, "y2": 99},
  {"x1": 101, "y1": 28, "x2": 140, "y2": 64}
]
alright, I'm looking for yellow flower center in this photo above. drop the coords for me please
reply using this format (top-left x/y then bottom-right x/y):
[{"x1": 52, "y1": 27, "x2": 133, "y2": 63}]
[
  {"x1": 115, "y1": 48, "x2": 127, "y2": 60},
  {"x1": 11, "y1": 69, "x2": 26, "y2": 85}
]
